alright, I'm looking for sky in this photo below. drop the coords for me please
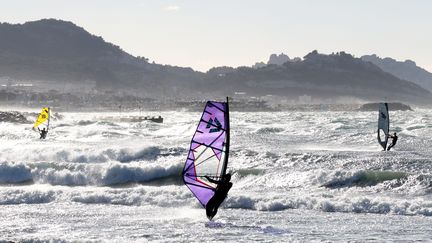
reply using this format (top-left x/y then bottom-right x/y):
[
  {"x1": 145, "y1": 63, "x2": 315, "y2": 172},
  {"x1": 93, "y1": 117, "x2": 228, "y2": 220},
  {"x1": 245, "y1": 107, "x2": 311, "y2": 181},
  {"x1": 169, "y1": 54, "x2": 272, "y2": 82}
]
[{"x1": 1, "y1": 0, "x2": 431, "y2": 72}]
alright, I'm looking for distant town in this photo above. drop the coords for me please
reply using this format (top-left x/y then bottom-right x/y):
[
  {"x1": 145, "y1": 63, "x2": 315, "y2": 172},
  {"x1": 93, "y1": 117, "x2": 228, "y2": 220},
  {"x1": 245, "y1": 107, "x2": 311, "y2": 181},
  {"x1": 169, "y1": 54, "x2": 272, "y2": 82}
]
[{"x1": 1, "y1": 77, "x2": 377, "y2": 112}]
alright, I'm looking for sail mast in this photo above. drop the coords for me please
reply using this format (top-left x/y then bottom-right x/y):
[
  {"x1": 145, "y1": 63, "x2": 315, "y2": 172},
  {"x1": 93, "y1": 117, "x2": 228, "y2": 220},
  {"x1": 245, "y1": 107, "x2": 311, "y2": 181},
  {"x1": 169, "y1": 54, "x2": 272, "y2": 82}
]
[
  {"x1": 222, "y1": 96, "x2": 230, "y2": 176},
  {"x1": 47, "y1": 107, "x2": 51, "y2": 132},
  {"x1": 385, "y1": 103, "x2": 390, "y2": 134}
]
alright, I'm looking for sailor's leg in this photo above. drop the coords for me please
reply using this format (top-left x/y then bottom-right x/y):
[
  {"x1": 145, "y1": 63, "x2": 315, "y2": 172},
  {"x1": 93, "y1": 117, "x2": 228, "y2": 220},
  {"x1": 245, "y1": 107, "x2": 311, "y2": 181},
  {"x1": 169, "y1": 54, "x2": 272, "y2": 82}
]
[
  {"x1": 206, "y1": 207, "x2": 218, "y2": 220},
  {"x1": 210, "y1": 207, "x2": 218, "y2": 219},
  {"x1": 206, "y1": 197, "x2": 216, "y2": 219},
  {"x1": 206, "y1": 205, "x2": 213, "y2": 219}
]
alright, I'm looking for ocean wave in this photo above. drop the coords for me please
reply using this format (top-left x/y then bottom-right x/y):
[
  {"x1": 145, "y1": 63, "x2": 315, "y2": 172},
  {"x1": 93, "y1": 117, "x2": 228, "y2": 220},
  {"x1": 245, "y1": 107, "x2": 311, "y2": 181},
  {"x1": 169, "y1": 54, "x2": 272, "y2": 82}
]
[
  {"x1": 96, "y1": 121, "x2": 119, "y2": 126},
  {"x1": 235, "y1": 168, "x2": 266, "y2": 177},
  {"x1": 98, "y1": 162, "x2": 182, "y2": 186},
  {"x1": 116, "y1": 146, "x2": 184, "y2": 162},
  {"x1": 255, "y1": 127, "x2": 284, "y2": 134},
  {"x1": 0, "y1": 162, "x2": 33, "y2": 183},
  {"x1": 77, "y1": 120, "x2": 96, "y2": 126},
  {"x1": 0, "y1": 158, "x2": 184, "y2": 187},
  {"x1": 72, "y1": 187, "x2": 192, "y2": 207},
  {"x1": 54, "y1": 123, "x2": 72, "y2": 127},
  {"x1": 224, "y1": 195, "x2": 432, "y2": 216},
  {"x1": 1, "y1": 176, "x2": 432, "y2": 218},
  {"x1": 0, "y1": 185, "x2": 191, "y2": 206},
  {"x1": 322, "y1": 170, "x2": 408, "y2": 188},
  {"x1": 29, "y1": 161, "x2": 183, "y2": 186},
  {"x1": 0, "y1": 189, "x2": 56, "y2": 205},
  {"x1": 112, "y1": 146, "x2": 186, "y2": 163},
  {"x1": 5, "y1": 146, "x2": 186, "y2": 164},
  {"x1": 100, "y1": 146, "x2": 185, "y2": 163},
  {"x1": 0, "y1": 111, "x2": 30, "y2": 123},
  {"x1": 70, "y1": 189, "x2": 144, "y2": 205},
  {"x1": 24, "y1": 162, "x2": 182, "y2": 186},
  {"x1": 33, "y1": 167, "x2": 89, "y2": 186}
]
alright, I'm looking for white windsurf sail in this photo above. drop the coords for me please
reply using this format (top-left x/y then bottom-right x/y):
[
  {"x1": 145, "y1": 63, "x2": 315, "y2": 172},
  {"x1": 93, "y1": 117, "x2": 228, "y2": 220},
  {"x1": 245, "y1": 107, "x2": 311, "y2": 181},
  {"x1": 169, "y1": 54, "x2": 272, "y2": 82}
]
[{"x1": 377, "y1": 103, "x2": 389, "y2": 150}]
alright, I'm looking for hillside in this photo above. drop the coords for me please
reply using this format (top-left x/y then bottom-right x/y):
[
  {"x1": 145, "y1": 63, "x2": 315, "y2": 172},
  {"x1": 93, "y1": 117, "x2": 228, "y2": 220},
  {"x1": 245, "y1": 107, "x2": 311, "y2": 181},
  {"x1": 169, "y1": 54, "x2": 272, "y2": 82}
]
[
  {"x1": 0, "y1": 19, "x2": 431, "y2": 104},
  {"x1": 0, "y1": 19, "x2": 202, "y2": 96},
  {"x1": 362, "y1": 54, "x2": 432, "y2": 92},
  {"x1": 208, "y1": 51, "x2": 432, "y2": 103}
]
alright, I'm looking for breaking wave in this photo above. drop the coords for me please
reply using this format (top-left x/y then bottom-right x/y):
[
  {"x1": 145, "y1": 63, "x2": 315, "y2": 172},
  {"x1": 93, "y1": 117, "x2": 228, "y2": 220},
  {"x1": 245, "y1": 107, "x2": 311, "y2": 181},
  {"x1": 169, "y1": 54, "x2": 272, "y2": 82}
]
[
  {"x1": 224, "y1": 195, "x2": 432, "y2": 216},
  {"x1": 0, "y1": 161, "x2": 183, "y2": 187},
  {"x1": 255, "y1": 127, "x2": 284, "y2": 134},
  {"x1": 77, "y1": 120, "x2": 96, "y2": 126},
  {"x1": 34, "y1": 162, "x2": 183, "y2": 186},
  {"x1": 322, "y1": 170, "x2": 408, "y2": 188},
  {"x1": 0, "y1": 185, "x2": 192, "y2": 206},
  {"x1": 5, "y1": 146, "x2": 186, "y2": 164},
  {"x1": 0, "y1": 162, "x2": 33, "y2": 184}
]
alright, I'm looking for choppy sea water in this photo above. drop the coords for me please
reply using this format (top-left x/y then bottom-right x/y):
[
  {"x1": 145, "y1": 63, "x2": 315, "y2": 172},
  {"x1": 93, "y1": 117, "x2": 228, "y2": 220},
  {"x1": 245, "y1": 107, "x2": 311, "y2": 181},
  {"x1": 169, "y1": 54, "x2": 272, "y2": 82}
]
[{"x1": 1, "y1": 108, "x2": 432, "y2": 241}]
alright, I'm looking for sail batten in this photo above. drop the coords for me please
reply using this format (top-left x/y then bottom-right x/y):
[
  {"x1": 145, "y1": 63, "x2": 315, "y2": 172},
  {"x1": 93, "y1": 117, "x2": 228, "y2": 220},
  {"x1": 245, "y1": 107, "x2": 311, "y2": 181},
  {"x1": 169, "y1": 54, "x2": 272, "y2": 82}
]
[{"x1": 183, "y1": 99, "x2": 229, "y2": 208}]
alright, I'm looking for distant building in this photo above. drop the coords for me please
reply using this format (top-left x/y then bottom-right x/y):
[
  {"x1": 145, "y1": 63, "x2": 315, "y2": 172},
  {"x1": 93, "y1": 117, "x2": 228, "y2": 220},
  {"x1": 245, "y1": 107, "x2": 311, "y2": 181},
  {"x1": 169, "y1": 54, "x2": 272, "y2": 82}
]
[{"x1": 234, "y1": 91, "x2": 247, "y2": 100}]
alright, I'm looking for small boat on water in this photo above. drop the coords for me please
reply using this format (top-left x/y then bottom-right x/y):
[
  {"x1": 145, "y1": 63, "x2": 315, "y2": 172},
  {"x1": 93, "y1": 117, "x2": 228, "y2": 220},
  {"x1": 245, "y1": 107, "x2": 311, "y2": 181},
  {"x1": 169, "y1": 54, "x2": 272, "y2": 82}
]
[
  {"x1": 101, "y1": 115, "x2": 163, "y2": 123},
  {"x1": 121, "y1": 115, "x2": 163, "y2": 123}
]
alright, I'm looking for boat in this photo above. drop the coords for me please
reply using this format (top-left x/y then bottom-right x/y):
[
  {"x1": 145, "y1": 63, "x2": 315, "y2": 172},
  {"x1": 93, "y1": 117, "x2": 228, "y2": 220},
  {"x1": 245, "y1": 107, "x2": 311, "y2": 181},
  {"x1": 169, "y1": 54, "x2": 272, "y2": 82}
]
[
  {"x1": 125, "y1": 115, "x2": 163, "y2": 123},
  {"x1": 101, "y1": 115, "x2": 163, "y2": 123}
]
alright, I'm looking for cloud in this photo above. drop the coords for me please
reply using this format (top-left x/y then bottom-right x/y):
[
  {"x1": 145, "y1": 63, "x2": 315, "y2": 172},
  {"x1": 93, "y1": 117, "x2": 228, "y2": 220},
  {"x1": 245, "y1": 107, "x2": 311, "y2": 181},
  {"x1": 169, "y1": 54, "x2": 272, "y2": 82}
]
[{"x1": 165, "y1": 5, "x2": 180, "y2": 12}]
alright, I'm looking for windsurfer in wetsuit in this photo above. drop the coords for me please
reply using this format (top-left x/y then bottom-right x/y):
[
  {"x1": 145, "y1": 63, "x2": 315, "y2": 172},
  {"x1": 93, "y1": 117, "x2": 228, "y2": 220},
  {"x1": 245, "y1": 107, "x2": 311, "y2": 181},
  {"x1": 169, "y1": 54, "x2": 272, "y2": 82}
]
[
  {"x1": 387, "y1": 132, "x2": 398, "y2": 151},
  {"x1": 204, "y1": 173, "x2": 232, "y2": 220},
  {"x1": 38, "y1": 127, "x2": 48, "y2": 139}
]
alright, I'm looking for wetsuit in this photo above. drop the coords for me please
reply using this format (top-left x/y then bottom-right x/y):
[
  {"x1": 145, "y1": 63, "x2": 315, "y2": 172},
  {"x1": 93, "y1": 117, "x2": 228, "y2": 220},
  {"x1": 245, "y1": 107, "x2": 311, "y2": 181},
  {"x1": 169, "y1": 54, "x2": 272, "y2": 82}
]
[
  {"x1": 205, "y1": 175, "x2": 232, "y2": 220},
  {"x1": 387, "y1": 135, "x2": 398, "y2": 151},
  {"x1": 39, "y1": 128, "x2": 48, "y2": 139}
]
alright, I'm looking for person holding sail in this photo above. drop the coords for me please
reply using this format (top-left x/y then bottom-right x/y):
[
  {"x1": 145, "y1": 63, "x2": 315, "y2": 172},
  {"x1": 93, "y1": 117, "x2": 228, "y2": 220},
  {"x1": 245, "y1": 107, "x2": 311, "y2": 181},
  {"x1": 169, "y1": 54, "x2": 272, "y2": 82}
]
[
  {"x1": 387, "y1": 132, "x2": 398, "y2": 151},
  {"x1": 38, "y1": 127, "x2": 48, "y2": 139},
  {"x1": 204, "y1": 173, "x2": 233, "y2": 220},
  {"x1": 33, "y1": 107, "x2": 50, "y2": 139}
]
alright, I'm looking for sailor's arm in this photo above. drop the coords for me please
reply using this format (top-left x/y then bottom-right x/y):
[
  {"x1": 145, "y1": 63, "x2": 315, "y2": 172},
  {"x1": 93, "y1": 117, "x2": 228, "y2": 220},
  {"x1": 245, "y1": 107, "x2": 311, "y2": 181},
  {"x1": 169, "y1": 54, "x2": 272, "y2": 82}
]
[{"x1": 204, "y1": 176, "x2": 220, "y2": 184}]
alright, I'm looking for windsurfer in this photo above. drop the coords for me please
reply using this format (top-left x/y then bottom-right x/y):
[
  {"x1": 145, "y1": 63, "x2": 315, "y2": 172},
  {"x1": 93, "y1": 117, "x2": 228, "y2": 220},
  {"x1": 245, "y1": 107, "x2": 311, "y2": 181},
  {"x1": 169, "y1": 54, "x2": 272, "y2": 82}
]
[
  {"x1": 39, "y1": 127, "x2": 48, "y2": 139},
  {"x1": 204, "y1": 173, "x2": 232, "y2": 220},
  {"x1": 387, "y1": 132, "x2": 398, "y2": 151}
]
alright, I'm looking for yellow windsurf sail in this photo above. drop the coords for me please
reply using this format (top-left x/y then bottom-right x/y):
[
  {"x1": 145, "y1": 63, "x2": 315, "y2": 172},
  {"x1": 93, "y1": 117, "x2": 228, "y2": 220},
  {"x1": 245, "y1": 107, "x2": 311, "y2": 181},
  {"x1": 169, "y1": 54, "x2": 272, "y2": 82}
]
[{"x1": 33, "y1": 107, "x2": 50, "y2": 129}]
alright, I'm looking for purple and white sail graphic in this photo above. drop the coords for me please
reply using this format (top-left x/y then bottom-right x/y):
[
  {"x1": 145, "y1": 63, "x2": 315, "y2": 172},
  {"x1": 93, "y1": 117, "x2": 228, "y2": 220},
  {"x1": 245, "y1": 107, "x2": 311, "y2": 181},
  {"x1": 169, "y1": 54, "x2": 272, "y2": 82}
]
[{"x1": 183, "y1": 99, "x2": 230, "y2": 207}]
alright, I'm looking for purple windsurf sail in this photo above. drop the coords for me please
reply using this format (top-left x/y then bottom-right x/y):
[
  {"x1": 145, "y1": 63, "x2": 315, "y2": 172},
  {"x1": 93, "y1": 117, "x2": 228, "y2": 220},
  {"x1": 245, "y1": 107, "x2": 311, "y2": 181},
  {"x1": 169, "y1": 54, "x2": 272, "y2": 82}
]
[{"x1": 183, "y1": 98, "x2": 230, "y2": 207}]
